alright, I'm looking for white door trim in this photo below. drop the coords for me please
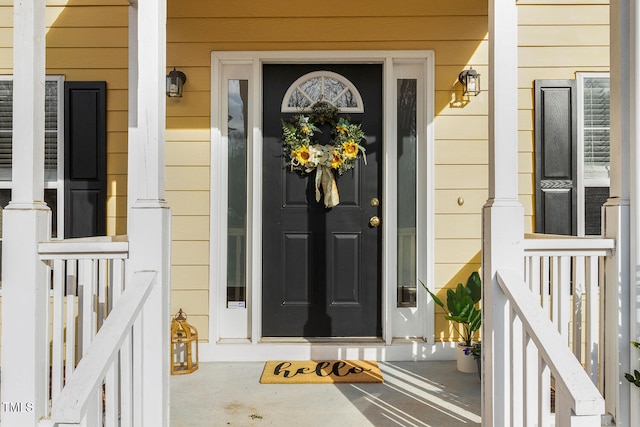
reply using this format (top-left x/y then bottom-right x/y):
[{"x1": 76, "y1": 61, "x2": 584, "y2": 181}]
[{"x1": 205, "y1": 50, "x2": 438, "y2": 361}]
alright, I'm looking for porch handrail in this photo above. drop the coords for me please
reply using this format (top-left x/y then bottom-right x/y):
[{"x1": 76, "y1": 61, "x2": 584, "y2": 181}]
[
  {"x1": 46, "y1": 270, "x2": 157, "y2": 424},
  {"x1": 523, "y1": 233, "x2": 615, "y2": 254},
  {"x1": 496, "y1": 269, "x2": 604, "y2": 424},
  {"x1": 39, "y1": 235, "x2": 129, "y2": 260}
]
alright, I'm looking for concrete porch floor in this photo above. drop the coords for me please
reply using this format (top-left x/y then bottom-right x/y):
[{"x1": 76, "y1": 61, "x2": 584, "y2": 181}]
[{"x1": 170, "y1": 361, "x2": 481, "y2": 426}]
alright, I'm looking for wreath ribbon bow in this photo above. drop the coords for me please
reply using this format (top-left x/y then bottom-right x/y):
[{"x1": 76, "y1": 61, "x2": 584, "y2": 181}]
[{"x1": 315, "y1": 165, "x2": 340, "y2": 208}]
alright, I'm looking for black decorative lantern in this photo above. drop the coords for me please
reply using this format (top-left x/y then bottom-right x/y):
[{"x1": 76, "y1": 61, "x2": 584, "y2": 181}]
[
  {"x1": 458, "y1": 67, "x2": 481, "y2": 96},
  {"x1": 166, "y1": 68, "x2": 187, "y2": 98},
  {"x1": 170, "y1": 309, "x2": 198, "y2": 375}
]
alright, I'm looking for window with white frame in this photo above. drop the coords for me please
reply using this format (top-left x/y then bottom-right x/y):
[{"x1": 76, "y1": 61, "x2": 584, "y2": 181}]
[
  {"x1": 0, "y1": 76, "x2": 64, "y2": 284},
  {"x1": 577, "y1": 73, "x2": 610, "y2": 236}
]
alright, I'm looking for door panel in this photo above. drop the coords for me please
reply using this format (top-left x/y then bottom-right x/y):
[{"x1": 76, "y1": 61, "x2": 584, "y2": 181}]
[{"x1": 262, "y1": 64, "x2": 382, "y2": 337}]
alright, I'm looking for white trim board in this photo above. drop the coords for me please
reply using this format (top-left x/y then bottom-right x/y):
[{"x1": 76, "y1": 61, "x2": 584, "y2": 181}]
[{"x1": 205, "y1": 50, "x2": 436, "y2": 362}]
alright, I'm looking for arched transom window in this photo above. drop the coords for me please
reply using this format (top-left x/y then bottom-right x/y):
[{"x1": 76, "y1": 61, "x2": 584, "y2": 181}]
[{"x1": 281, "y1": 71, "x2": 364, "y2": 113}]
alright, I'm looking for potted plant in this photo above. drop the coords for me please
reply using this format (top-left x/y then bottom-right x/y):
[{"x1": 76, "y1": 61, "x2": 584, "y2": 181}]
[
  {"x1": 424, "y1": 271, "x2": 482, "y2": 373},
  {"x1": 465, "y1": 342, "x2": 481, "y2": 379}
]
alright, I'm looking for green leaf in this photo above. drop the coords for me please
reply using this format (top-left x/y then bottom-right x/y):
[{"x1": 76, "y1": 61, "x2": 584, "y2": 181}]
[
  {"x1": 466, "y1": 272, "x2": 482, "y2": 304},
  {"x1": 468, "y1": 305, "x2": 482, "y2": 334},
  {"x1": 445, "y1": 315, "x2": 468, "y2": 324},
  {"x1": 447, "y1": 285, "x2": 466, "y2": 316},
  {"x1": 421, "y1": 282, "x2": 444, "y2": 309}
]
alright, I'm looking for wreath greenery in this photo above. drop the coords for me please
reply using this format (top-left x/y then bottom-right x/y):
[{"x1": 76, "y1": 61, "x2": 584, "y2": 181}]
[{"x1": 281, "y1": 101, "x2": 366, "y2": 176}]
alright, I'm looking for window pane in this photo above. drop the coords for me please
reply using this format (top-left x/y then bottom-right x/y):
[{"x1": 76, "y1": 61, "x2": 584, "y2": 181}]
[
  {"x1": 0, "y1": 81, "x2": 12, "y2": 181},
  {"x1": 300, "y1": 77, "x2": 321, "y2": 101},
  {"x1": 227, "y1": 80, "x2": 248, "y2": 307},
  {"x1": 288, "y1": 89, "x2": 310, "y2": 108},
  {"x1": 323, "y1": 77, "x2": 346, "y2": 101},
  {"x1": 0, "y1": 80, "x2": 59, "y2": 182},
  {"x1": 45, "y1": 81, "x2": 58, "y2": 181},
  {"x1": 585, "y1": 186, "x2": 608, "y2": 236},
  {"x1": 583, "y1": 77, "x2": 610, "y2": 180},
  {"x1": 397, "y1": 79, "x2": 417, "y2": 307},
  {"x1": 44, "y1": 189, "x2": 58, "y2": 238}
]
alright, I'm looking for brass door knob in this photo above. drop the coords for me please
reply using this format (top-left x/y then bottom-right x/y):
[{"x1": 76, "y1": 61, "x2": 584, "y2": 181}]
[{"x1": 369, "y1": 216, "x2": 381, "y2": 227}]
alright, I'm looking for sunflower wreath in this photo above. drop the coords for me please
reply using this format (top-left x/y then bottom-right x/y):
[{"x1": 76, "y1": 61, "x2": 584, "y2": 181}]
[{"x1": 281, "y1": 101, "x2": 366, "y2": 208}]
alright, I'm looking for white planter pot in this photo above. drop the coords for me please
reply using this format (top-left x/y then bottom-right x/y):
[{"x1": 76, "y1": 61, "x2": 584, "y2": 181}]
[{"x1": 456, "y1": 344, "x2": 478, "y2": 373}]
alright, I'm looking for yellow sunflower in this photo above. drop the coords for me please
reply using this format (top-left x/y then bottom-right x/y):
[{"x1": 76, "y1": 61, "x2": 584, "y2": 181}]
[
  {"x1": 292, "y1": 146, "x2": 310, "y2": 166},
  {"x1": 336, "y1": 124, "x2": 348, "y2": 135},
  {"x1": 301, "y1": 125, "x2": 311, "y2": 135},
  {"x1": 342, "y1": 140, "x2": 359, "y2": 159},
  {"x1": 331, "y1": 151, "x2": 343, "y2": 169}
]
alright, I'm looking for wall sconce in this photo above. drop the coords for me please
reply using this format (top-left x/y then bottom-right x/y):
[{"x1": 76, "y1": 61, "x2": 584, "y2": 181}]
[
  {"x1": 166, "y1": 68, "x2": 187, "y2": 98},
  {"x1": 458, "y1": 67, "x2": 481, "y2": 96}
]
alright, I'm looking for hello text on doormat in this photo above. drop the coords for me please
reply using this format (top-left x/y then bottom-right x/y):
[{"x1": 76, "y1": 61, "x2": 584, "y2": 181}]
[{"x1": 259, "y1": 360, "x2": 384, "y2": 384}]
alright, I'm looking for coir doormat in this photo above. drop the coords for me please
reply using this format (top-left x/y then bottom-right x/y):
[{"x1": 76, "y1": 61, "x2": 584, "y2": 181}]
[{"x1": 260, "y1": 360, "x2": 384, "y2": 384}]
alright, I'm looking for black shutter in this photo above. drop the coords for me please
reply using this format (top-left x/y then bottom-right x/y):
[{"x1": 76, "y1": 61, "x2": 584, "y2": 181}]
[
  {"x1": 534, "y1": 80, "x2": 577, "y2": 235},
  {"x1": 64, "y1": 81, "x2": 107, "y2": 238}
]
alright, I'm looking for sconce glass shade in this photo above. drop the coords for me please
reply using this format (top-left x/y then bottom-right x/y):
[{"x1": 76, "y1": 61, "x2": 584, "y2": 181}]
[
  {"x1": 166, "y1": 68, "x2": 187, "y2": 98},
  {"x1": 458, "y1": 67, "x2": 481, "y2": 96}
]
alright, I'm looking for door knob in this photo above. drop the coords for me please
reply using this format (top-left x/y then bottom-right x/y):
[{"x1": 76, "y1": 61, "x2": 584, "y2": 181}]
[{"x1": 369, "y1": 216, "x2": 381, "y2": 227}]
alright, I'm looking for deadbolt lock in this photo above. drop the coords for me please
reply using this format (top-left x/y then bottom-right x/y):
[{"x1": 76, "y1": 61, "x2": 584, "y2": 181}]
[{"x1": 370, "y1": 197, "x2": 380, "y2": 207}]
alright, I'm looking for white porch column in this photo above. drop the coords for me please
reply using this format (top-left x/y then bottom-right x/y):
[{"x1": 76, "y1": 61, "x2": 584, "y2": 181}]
[
  {"x1": 1, "y1": 0, "x2": 51, "y2": 426},
  {"x1": 605, "y1": 0, "x2": 633, "y2": 424},
  {"x1": 632, "y1": 2, "x2": 640, "y2": 423},
  {"x1": 127, "y1": 0, "x2": 171, "y2": 426},
  {"x1": 482, "y1": 1, "x2": 524, "y2": 426}
]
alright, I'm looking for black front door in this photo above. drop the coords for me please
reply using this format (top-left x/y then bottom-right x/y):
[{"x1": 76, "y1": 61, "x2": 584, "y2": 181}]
[{"x1": 262, "y1": 64, "x2": 382, "y2": 337}]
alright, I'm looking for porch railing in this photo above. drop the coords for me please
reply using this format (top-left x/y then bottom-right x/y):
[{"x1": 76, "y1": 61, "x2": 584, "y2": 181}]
[
  {"x1": 522, "y1": 233, "x2": 615, "y2": 391},
  {"x1": 36, "y1": 236, "x2": 158, "y2": 426},
  {"x1": 495, "y1": 269, "x2": 605, "y2": 426}
]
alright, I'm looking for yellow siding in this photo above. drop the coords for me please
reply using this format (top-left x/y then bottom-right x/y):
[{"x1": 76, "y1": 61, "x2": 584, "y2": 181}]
[
  {"x1": 517, "y1": 0, "x2": 609, "y2": 239},
  {"x1": 162, "y1": 0, "x2": 490, "y2": 342},
  {"x1": 435, "y1": 190, "x2": 488, "y2": 215},
  {"x1": 0, "y1": 0, "x2": 610, "y2": 344},
  {"x1": 172, "y1": 265, "x2": 209, "y2": 291},
  {"x1": 0, "y1": 1, "x2": 130, "y2": 235}
]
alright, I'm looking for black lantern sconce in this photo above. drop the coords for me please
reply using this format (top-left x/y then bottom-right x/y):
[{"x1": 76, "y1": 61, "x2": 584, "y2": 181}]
[
  {"x1": 166, "y1": 68, "x2": 187, "y2": 98},
  {"x1": 458, "y1": 67, "x2": 481, "y2": 96}
]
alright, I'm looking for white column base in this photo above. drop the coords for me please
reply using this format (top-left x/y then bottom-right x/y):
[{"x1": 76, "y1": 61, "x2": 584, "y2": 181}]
[
  {"x1": 1, "y1": 203, "x2": 50, "y2": 426},
  {"x1": 602, "y1": 200, "x2": 631, "y2": 424},
  {"x1": 127, "y1": 204, "x2": 171, "y2": 427},
  {"x1": 482, "y1": 200, "x2": 524, "y2": 427}
]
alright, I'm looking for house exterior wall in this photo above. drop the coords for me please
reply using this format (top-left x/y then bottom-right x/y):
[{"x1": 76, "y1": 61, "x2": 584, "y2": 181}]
[
  {"x1": 0, "y1": 0, "x2": 129, "y2": 236},
  {"x1": 517, "y1": 0, "x2": 610, "y2": 233},
  {"x1": 165, "y1": 0, "x2": 491, "y2": 343},
  {"x1": 0, "y1": 0, "x2": 129, "y2": 361},
  {"x1": 0, "y1": 0, "x2": 609, "y2": 347}
]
